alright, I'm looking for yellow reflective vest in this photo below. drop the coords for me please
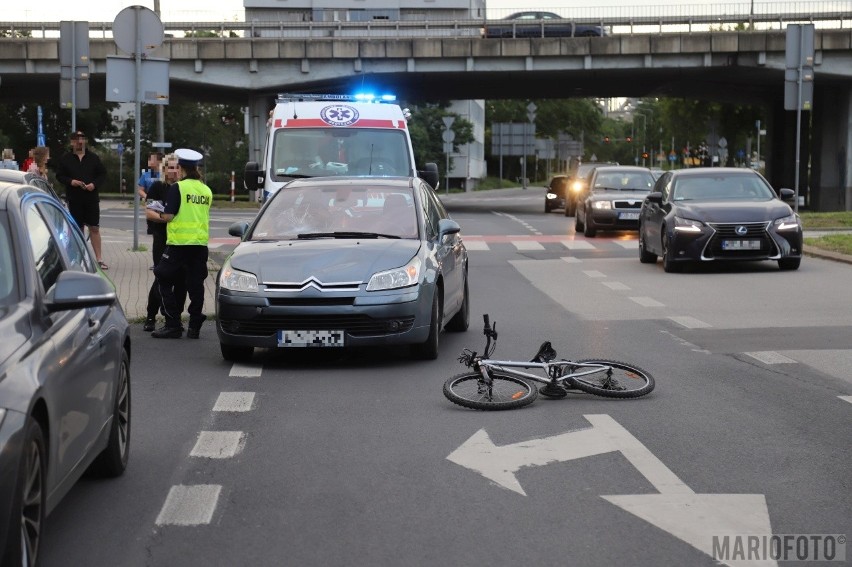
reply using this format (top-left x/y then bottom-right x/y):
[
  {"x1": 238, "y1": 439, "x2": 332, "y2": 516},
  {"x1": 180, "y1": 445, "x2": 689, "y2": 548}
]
[{"x1": 166, "y1": 178, "x2": 212, "y2": 245}]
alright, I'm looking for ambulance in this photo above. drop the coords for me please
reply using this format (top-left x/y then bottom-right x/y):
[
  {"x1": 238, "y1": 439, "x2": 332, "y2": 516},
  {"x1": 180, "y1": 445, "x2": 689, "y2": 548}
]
[{"x1": 245, "y1": 93, "x2": 438, "y2": 200}]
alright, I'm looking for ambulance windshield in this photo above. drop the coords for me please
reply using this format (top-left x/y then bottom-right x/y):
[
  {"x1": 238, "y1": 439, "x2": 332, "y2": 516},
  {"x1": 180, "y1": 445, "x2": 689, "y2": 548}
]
[{"x1": 270, "y1": 128, "x2": 412, "y2": 179}]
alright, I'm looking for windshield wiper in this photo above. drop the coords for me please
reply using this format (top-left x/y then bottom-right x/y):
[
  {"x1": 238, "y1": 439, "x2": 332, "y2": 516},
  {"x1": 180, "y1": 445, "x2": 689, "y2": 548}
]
[{"x1": 297, "y1": 232, "x2": 400, "y2": 239}]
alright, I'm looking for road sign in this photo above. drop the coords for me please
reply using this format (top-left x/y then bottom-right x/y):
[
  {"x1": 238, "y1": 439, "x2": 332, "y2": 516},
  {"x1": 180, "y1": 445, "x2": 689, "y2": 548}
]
[
  {"x1": 113, "y1": 6, "x2": 164, "y2": 56},
  {"x1": 152, "y1": 142, "x2": 172, "y2": 148},
  {"x1": 117, "y1": 143, "x2": 124, "y2": 155},
  {"x1": 106, "y1": 56, "x2": 170, "y2": 104},
  {"x1": 442, "y1": 129, "x2": 455, "y2": 143},
  {"x1": 59, "y1": 21, "x2": 90, "y2": 110},
  {"x1": 784, "y1": 24, "x2": 815, "y2": 111}
]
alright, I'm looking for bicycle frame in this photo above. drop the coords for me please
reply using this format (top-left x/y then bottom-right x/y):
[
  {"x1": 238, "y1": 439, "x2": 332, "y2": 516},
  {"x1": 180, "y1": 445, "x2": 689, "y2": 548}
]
[{"x1": 475, "y1": 358, "x2": 614, "y2": 388}]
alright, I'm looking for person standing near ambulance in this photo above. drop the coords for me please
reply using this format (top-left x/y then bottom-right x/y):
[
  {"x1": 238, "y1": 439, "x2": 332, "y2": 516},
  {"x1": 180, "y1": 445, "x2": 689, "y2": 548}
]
[{"x1": 151, "y1": 148, "x2": 212, "y2": 339}]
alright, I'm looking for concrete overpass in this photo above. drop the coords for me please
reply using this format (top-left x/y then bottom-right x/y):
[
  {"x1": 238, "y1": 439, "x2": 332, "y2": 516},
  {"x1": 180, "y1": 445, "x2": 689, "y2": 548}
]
[{"x1": 1, "y1": 29, "x2": 851, "y2": 209}]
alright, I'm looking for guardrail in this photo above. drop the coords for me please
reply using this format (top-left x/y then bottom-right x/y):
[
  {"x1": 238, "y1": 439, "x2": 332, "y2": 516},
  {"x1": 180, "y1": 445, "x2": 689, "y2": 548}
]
[{"x1": 1, "y1": 2, "x2": 849, "y2": 39}]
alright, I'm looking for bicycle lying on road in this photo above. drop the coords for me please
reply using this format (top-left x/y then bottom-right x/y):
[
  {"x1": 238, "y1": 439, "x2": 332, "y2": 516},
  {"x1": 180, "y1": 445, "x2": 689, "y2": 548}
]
[{"x1": 443, "y1": 315, "x2": 655, "y2": 410}]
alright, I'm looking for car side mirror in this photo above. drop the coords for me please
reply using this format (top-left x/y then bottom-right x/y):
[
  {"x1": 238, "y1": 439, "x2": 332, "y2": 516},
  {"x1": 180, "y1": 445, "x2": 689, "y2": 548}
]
[
  {"x1": 228, "y1": 221, "x2": 251, "y2": 238},
  {"x1": 420, "y1": 163, "x2": 440, "y2": 190},
  {"x1": 645, "y1": 192, "x2": 663, "y2": 204},
  {"x1": 778, "y1": 188, "x2": 795, "y2": 202},
  {"x1": 244, "y1": 161, "x2": 264, "y2": 192},
  {"x1": 438, "y1": 218, "x2": 461, "y2": 239},
  {"x1": 45, "y1": 271, "x2": 117, "y2": 312}
]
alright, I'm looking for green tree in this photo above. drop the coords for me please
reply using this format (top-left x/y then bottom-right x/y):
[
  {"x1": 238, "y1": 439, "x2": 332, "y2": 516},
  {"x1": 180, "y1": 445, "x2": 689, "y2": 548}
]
[{"x1": 406, "y1": 102, "x2": 474, "y2": 178}]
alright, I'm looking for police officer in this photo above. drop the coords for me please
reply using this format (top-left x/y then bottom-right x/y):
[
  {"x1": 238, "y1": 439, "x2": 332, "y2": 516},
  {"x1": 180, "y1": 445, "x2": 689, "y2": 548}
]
[{"x1": 151, "y1": 148, "x2": 212, "y2": 339}]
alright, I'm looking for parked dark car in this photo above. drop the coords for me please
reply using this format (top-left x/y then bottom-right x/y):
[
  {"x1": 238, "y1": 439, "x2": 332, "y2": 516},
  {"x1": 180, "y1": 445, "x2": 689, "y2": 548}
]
[
  {"x1": 484, "y1": 11, "x2": 605, "y2": 38},
  {"x1": 0, "y1": 179, "x2": 131, "y2": 566},
  {"x1": 216, "y1": 176, "x2": 469, "y2": 361},
  {"x1": 638, "y1": 167, "x2": 803, "y2": 272},
  {"x1": 563, "y1": 161, "x2": 619, "y2": 217},
  {"x1": 575, "y1": 166, "x2": 655, "y2": 236},
  {"x1": 544, "y1": 174, "x2": 569, "y2": 213}
]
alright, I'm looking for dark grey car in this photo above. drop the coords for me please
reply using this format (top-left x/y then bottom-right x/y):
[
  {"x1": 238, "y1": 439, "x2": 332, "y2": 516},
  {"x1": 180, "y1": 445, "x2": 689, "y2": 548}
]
[
  {"x1": 216, "y1": 176, "x2": 469, "y2": 361},
  {"x1": 575, "y1": 166, "x2": 655, "y2": 237},
  {"x1": 0, "y1": 180, "x2": 131, "y2": 566}
]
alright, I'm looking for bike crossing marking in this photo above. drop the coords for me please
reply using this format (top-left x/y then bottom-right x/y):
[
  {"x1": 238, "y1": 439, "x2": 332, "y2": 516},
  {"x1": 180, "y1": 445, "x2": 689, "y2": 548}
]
[
  {"x1": 190, "y1": 431, "x2": 246, "y2": 459},
  {"x1": 560, "y1": 239, "x2": 596, "y2": 250},
  {"x1": 614, "y1": 240, "x2": 640, "y2": 249},
  {"x1": 447, "y1": 414, "x2": 774, "y2": 567},
  {"x1": 512, "y1": 240, "x2": 545, "y2": 250},
  {"x1": 744, "y1": 351, "x2": 798, "y2": 364},
  {"x1": 155, "y1": 484, "x2": 223, "y2": 526},
  {"x1": 462, "y1": 240, "x2": 490, "y2": 251}
]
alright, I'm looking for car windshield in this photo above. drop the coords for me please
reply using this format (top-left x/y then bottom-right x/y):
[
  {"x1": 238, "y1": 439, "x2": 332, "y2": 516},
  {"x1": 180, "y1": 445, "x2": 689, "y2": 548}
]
[
  {"x1": 592, "y1": 171, "x2": 654, "y2": 192},
  {"x1": 250, "y1": 185, "x2": 419, "y2": 240},
  {"x1": 0, "y1": 214, "x2": 16, "y2": 308},
  {"x1": 673, "y1": 175, "x2": 776, "y2": 201},
  {"x1": 270, "y1": 128, "x2": 411, "y2": 179}
]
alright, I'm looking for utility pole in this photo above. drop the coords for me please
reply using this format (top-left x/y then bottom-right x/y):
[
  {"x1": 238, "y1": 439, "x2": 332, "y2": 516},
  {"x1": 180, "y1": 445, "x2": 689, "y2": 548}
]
[{"x1": 154, "y1": 0, "x2": 165, "y2": 145}]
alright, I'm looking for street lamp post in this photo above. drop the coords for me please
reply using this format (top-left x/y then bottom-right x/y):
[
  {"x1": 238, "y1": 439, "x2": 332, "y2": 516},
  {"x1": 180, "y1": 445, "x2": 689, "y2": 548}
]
[
  {"x1": 524, "y1": 102, "x2": 537, "y2": 189},
  {"x1": 636, "y1": 112, "x2": 648, "y2": 167}
]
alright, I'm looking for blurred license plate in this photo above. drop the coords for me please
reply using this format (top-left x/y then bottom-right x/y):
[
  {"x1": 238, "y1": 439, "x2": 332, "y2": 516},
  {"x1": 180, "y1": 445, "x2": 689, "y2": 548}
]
[
  {"x1": 619, "y1": 212, "x2": 640, "y2": 220},
  {"x1": 722, "y1": 240, "x2": 761, "y2": 250},
  {"x1": 278, "y1": 330, "x2": 344, "y2": 347}
]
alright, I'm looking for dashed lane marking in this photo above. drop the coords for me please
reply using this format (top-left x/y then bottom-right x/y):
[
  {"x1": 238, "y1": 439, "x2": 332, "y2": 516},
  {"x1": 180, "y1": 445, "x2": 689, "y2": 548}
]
[
  {"x1": 630, "y1": 296, "x2": 665, "y2": 307},
  {"x1": 155, "y1": 484, "x2": 222, "y2": 526},
  {"x1": 668, "y1": 316, "x2": 712, "y2": 329},
  {"x1": 190, "y1": 431, "x2": 246, "y2": 459},
  {"x1": 561, "y1": 256, "x2": 582, "y2": 263},
  {"x1": 583, "y1": 270, "x2": 606, "y2": 278},
  {"x1": 602, "y1": 281, "x2": 631, "y2": 291},
  {"x1": 745, "y1": 351, "x2": 798, "y2": 364},
  {"x1": 213, "y1": 392, "x2": 256, "y2": 412},
  {"x1": 229, "y1": 363, "x2": 263, "y2": 378}
]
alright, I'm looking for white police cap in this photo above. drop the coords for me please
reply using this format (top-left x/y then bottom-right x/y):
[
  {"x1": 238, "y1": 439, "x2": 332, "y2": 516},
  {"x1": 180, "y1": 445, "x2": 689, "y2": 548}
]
[{"x1": 175, "y1": 148, "x2": 203, "y2": 167}]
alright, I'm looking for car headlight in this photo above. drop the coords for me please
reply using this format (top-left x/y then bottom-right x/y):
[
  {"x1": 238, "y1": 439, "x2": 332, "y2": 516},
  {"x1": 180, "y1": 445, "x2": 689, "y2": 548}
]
[
  {"x1": 571, "y1": 182, "x2": 584, "y2": 193},
  {"x1": 546, "y1": 192, "x2": 557, "y2": 200},
  {"x1": 673, "y1": 216, "x2": 703, "y2": 233},
  {"x1": 592, "y1": 200, "x2": 612, "y2": 210},
  {"x1": 774, "y1": 213, "x2": 801, "y2": 231},
  {"x1": 366, "y1": 257, "x2": 421, "y2": 291},
  {"x1": 220, "y1": 264, "x2": 259, "y2": 292}
]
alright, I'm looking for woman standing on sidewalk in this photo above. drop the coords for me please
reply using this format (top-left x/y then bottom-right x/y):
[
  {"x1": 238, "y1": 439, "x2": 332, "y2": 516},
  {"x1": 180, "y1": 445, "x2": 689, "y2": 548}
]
[{"x1": 142, "y1": 153, "x2": 186, "y2": 332}]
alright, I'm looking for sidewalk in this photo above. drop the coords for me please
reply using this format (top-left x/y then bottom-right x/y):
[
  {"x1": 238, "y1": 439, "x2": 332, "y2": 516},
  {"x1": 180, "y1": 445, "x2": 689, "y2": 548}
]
[{"x1": 101, "y1": 227, "x2": 223, "y2": 321}]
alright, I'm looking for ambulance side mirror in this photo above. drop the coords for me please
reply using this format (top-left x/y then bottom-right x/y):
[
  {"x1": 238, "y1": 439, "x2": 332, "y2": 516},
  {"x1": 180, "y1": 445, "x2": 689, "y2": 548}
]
[
  {"x1": 244, "y1": 161, "x2": 264, "y2": 191},
  {"x1": 420, "y1": 162, "x2": 439, "y2": 190}
]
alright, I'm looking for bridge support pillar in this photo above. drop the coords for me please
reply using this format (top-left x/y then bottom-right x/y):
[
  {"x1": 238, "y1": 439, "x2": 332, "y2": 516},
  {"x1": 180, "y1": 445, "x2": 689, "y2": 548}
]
[
  {"x1": 811, "y1": 84, "x2": 852, "y2": 211},
  {"x1": 247, "y1": 93, "x2": 274, "y2": 168}
]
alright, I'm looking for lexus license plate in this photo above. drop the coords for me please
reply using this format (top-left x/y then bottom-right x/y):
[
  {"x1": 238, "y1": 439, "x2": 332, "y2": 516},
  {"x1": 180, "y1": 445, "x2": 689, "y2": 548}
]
[
  {"x1": 722, "y1": 239, "x2": 761, "y2": 250},
  {"x1": 278, "y1": 330, "x2": 344, "y2": 347},
  {"x1": 619, "y1": 212, "x2": 640, "y2": 220}
]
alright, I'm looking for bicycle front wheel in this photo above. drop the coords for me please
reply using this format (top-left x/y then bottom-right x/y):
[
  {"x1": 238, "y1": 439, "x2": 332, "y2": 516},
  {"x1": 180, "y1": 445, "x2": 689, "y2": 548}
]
[
  {"x1": 568, "y1": 359, "x2": 655, "y2": 398},
  {"x1": 443, "y1": 371, "x2": 538, "y2": 410}
]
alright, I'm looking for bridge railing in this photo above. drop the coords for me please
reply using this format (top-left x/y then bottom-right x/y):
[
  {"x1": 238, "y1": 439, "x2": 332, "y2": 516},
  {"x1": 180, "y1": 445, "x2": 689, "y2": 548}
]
[{"x1": 1, "y1": 2, "x2": 849, "y2": 39}]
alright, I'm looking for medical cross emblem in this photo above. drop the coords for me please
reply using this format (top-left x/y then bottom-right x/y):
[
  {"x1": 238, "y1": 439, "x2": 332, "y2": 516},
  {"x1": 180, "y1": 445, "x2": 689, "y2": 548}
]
[{"x1": 320, "y1": 105, "x2": 360, "y2": 127}]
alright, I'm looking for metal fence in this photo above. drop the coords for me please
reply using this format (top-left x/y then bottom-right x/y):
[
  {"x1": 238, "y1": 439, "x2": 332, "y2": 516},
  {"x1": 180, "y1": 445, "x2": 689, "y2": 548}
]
[{"x1": 2, "y1": 2, "x2": 850, "y2": 39}]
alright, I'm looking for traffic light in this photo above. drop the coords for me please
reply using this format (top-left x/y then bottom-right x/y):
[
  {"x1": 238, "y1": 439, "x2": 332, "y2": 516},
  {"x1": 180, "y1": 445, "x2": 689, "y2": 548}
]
[
  {"x1": 603, "y1": 136, "x2": 610, "y2": 144},
  {"x1": 626, "y1": 136, "x2": 632, "y2": 143},
  {"x1": 641, "y1": 152, "x2": 650, "y2": 160}
]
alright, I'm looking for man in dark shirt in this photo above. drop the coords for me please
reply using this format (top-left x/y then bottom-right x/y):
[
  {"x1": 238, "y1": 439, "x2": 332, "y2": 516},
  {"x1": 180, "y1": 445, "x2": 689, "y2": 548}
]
[{"x1": 55, "y1": 130, "x2": 109, "y2": 269}]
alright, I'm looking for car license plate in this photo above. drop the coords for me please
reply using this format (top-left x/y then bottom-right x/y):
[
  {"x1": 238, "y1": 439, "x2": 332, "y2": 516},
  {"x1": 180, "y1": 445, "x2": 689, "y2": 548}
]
[
  {"x1": 278, "y1": 330, "x2": 344, "y2": 347},
  {"x1": 619, "y1": 212, "x2": 640, "y2": 220},
  {"x1": 722, "y1": 239, "x2": 762, "y2": 250}
]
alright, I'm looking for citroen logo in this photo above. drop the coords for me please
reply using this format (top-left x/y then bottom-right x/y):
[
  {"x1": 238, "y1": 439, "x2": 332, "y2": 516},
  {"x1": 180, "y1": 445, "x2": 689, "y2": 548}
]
[{"x1": 735, "y1": 225, "x2": 748, "y2": 236}]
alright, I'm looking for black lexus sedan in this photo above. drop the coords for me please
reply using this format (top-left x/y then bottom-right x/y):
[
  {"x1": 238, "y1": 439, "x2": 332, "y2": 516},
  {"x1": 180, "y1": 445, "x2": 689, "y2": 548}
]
[
  {"x1": 0, "y1": 179, "x2": 131, "y2": 565},
  {"x1": 216, "y1": 176, "x2": 469, "y2": 362},
  {"x1": 638, "y1": 168, "x2": 803, "y2": 272}
]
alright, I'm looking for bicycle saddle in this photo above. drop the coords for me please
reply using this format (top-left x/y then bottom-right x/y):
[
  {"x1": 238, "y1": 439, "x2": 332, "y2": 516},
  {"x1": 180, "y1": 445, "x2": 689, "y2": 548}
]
[{"x1": 531, "y1": 341, "x2": 557, "y2": 363}]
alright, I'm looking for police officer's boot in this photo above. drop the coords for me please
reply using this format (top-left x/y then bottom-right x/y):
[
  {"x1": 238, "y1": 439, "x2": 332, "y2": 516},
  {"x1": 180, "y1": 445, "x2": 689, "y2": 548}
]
[
  {"x1": 187, "y1": 314, "x2": 207, "y2": 340},
  {"x1": 152, "y1": 325, "x2": 183, "y2": 339}
]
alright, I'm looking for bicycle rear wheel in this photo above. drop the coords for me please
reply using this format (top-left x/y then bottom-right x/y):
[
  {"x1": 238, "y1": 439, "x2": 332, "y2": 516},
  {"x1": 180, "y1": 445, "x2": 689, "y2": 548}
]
[
  {"x1": 443, "y1": 371, "x2": 538, "y2": 410},
  {"x1": 567, "y1": 359, "x2": 655, "y2": 398}
]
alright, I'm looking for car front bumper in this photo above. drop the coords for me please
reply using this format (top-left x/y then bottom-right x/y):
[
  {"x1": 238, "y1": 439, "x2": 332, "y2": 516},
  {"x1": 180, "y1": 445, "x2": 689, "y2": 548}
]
[
  {"x1": 668, "y1": 223, "x2": 803, "y2": 262},
  {"x1": 216, "y1": 286, "x2": 434, "y2": 349}
]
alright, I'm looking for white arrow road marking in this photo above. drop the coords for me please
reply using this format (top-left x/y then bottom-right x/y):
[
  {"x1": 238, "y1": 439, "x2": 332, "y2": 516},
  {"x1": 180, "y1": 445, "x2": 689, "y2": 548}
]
[
  {"x1": 446, "y1": 414, "x2": 776, "y2": 567},
  {"x1": 602, "y1": 494, "x2": 775, "y2": 567}
]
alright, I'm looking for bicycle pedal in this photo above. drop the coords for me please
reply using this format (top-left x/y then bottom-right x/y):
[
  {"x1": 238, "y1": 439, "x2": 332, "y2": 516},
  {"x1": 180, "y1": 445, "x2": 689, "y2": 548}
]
[{"x1": 539, "y1": 384, "x2": 568, "y2": 399}]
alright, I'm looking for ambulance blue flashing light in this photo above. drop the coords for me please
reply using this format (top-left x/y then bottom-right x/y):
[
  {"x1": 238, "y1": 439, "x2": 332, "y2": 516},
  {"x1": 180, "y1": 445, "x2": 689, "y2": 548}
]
[
  {"x1": 353, "y1": 93, "x2": 397, "y2": 103},
  {"x1": 277, "y1": 92, "x2": 397, "y2": 104}
]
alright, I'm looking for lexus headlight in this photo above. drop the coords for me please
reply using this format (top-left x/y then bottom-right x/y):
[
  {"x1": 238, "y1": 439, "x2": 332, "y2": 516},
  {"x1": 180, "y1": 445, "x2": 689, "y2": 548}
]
[
  {"x1": 774, "y1": 213, "x2": 801, "y2": 231},
  {"x1": 673, "y1": 216, "x2": 703, "y2": 233},
  {"x1": 592, "y1": 200, "x2": 612, "y2": 210},
  {"x1": 220, "y1": 264, "x2": 259, "y2": 292},
  {"x1": 367, "y1": 257, "x2": 421, "y2": 291}
]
